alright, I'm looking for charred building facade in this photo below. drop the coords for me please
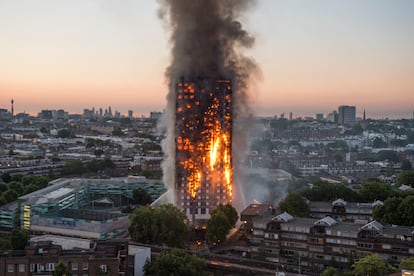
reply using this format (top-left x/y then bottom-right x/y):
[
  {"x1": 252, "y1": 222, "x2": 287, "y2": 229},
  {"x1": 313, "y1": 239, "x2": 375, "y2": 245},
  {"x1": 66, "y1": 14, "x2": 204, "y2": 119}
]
[{"x1": 175, "y1": 78, "x2": 233, "y2": 224}]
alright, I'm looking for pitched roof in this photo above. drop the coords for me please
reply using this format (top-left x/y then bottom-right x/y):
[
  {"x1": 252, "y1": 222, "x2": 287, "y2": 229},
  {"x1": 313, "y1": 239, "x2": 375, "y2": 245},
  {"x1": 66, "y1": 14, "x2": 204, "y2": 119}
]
[
  {"x1": 273, "y1": 211, "x2": 294, "y2": 222},
  {"x1": 314, "y1": 216, "x2": 337, "y2": 226},
  {"x1": 361, "y1": 220, "x2": 384, "y2": 232}
]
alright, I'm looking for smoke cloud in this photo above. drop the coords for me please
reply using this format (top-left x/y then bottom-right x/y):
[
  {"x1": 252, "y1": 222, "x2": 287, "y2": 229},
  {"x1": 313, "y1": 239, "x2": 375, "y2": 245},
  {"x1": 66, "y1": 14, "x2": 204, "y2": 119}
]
[{"x1": 158, "y1": 0, "x2": 260, "y2": 210}]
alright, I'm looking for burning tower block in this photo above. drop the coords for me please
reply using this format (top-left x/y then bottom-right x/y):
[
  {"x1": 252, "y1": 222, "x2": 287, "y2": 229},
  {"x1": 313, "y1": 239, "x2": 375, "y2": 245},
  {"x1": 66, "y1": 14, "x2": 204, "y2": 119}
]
[{"x1": 175, "y1": 78, "x2": 233, "y2": 225}]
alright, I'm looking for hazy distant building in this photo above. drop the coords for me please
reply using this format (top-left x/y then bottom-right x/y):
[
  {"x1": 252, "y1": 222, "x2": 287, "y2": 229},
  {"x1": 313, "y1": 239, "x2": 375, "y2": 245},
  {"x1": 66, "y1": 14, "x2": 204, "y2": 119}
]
[
  {"x1": 360, "y1": 109, "x2": 369, "y2": 130},
  {"x1": 52, "y1": 109, "x2": 68, "y2": 120},
  {"x1": 83, "y1": 108, "x2": 95, "y2": 119},
  {"x1": 316, "y1": 113, "x2": 324, "y2": 121},
  {"x1": 327, "y1": 110, "x2": 338, "y2": 123},
  {"x1": 128, "y1": 110, "x2": 133, "y2": 119},
  {"x1": 150, "y1": 111, "x2": 163, "y2": 120},
  {"x1": 0, "y1": 108, "x2": 11, "y2": 120},
  {"x1": 338, "y1": 105, "x2": 356, "y2": 125},
  {"x1": 38, "y1": 110, "x2": 53, "y2": 120}
]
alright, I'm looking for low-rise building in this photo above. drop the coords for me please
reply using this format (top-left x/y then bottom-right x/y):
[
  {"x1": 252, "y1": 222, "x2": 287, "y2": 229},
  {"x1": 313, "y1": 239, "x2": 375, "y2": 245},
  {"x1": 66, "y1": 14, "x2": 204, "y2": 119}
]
[
  {"x1": 0, "y1": 239, "x2": 129, "y2": 276},
  {"x1": 309, "y1": 198, "x2": 383, "y2": 223},
  {"x1": 0, "y1": 177, "x2": 166, "y2": 239},
  {"x1": 250, "y1": 212, "x2": 414, "y2": 273}
]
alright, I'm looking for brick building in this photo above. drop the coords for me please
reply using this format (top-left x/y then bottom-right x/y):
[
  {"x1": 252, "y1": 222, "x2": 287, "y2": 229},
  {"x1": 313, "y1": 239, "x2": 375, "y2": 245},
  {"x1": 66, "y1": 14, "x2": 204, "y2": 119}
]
[
  {"x1": 0, "y1": 239, "x2": 128, "y2": 276},
  {"x1": 309, "y1": 198, "x2": 383, "y2": 223},
  {"x1": 250, "y1": 212, "x2": 414, "y2": 273}
]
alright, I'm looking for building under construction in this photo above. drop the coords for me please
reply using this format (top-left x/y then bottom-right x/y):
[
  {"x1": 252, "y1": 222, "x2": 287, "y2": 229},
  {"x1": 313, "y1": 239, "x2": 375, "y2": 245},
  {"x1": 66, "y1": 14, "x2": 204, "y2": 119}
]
[{"x1": 175, "y1": 78, "x2": 233, "y2": 225}]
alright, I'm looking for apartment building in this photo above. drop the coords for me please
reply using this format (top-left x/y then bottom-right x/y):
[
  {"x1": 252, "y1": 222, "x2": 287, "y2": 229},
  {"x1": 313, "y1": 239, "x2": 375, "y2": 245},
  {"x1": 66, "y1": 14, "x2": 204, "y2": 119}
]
[
  {"x1": 0, "y1": 239, "x2": 128, "y2": 276},
  {"x1": 250, "y1": 212, "x2": 414, "y2": 273},
  {"x1": 309, "y1": 198, "x2": 383, "y2": 223}
]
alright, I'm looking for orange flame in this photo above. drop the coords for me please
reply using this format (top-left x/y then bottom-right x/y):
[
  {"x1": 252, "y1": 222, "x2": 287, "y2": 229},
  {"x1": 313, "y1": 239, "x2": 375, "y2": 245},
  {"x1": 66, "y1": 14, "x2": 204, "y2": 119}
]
[{"x1": 177, "y1": 81, "x2": 233, "y2": 203}]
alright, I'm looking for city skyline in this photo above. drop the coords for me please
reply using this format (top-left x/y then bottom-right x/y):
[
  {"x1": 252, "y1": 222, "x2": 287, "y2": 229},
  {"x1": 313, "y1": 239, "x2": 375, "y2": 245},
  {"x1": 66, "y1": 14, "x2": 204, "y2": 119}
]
[{"x1": 1, "y1": 0, "x2": 414, "y2": 119}]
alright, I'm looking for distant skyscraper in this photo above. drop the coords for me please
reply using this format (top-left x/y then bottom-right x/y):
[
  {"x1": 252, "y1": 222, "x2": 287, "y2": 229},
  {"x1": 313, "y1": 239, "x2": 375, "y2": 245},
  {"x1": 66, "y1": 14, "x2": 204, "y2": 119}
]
[
  {"x1": 289, "y1": 112, "x2": 293, "y2": 121},
  {"x1": 10, "y1": 99, "x2": 14, "y2": 117},
  {"x1": 150, "y1": 111, "x2": 163, "y2": 120},
  {"x1": 327, "y1": 110, "x2": 338, "y2": 123},
  {"x1": 338, "y1": 105, "x2": 356, "y2": 125},
  {"x1": 128, "y1": 110, "x2": 133, "y2": 119},
  {"x1": 361, "y1": 108, "x2": 369, "y2": 130}
]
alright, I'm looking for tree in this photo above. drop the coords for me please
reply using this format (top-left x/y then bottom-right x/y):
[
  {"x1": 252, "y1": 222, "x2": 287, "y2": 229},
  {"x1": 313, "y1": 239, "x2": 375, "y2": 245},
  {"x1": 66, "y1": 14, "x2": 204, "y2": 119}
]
[
  {"x1": 211, "y1": 203, "x2": 238, "y2": 228},
  {"x1": 3, "y1": 189, "x2": 18, "y2": 203},
  {"x1": 301, "y1": 181, "x2": 360, "y2": 202},
  {"x1": 133, "y1": 188, "x2": 152, "y2": 205},
  {"x1": 57, "y1": 129, "x2": 73, "y2": 138},
  {"x1": 129, "y1": 204, "x2": 188, "y2": 248},
  {"x1": 0, "y1": 182, "x2": 8, "y2": 192},
  {"x1": 10, "y1": 229, "x2": 29, "y2": 250},
  {"x1": 11, "y1": 174, "x2": 22, "y2": 182},
  {"x1": 352, "y1": 254, "x2": 397, "y2": 276},
  {"x1": 278, "y1": 192, "x2": 309, "y2": 217},
  {"x1": 87, "y1": 158, "x2": 116, "y2": 173},
  {"x1": 111, "y1": 128, "x2": 124, "y2": 136},
  {"x1": 63, "y1": 160, "x2": 86, "y2": 175},
  {"x1": 321, "y1": 266, "x2": 339, "y2": 276},
  {"x1": 1, "y1": 172, "x2": 11, "y2": 183},
  {"x1": 52, "y1": 261, "x2": 71, "y2": 276},
  {"x1": 397, "y1": 171, "x2": 414, "y2": 187},
  {"x1": 154, "y1": 204, "x2": 189, "y2": 247},
  {"x1": 372, "y1": 137, "x2": 387, "y2": 148},
  {"x1": 358, "y1": 180, "x2": 395, "y2": 202},
  {"x1": 144, "y1": 249, "x2": 207, "y2": 276},
  {"x1": 206, "y1": 210, "x2": 231, "y2": 244},
  {"x1": 401, "y1": 257, "x2": 414, "y2": 270},
  {"x1": 377, "y1": 150, "x2": 399, "y2": 162},
  {"x1": 328, "y1": 140, "x2": 349, "y2": 152},
  {"x1": 398, "y1": 196, "x2": 414, "y2": 226},
  {"x1": 9, "y1": 181, "x2": 24, "y2": 194},
  {"x1": 94, "y1": 149, "x2": 104, "y2": 157},
  {"x1": 129, "y1": 205, "x2": 154, "y2": 243},
  {"x1": 0, "y1": 237, "x2": 11, "y2": 250},
  {"x1": 39, "y1": 127, "x2": 48, "y2": 134},
  {"x1": 401, "y1": 159, "x2": 413, "y2": 171},
  {"x1": 391, "y1": 139, "x2": 408, "y2": 147},
  {"x1": 373, "y1": 197, "x2": 403, "y2": 225}
]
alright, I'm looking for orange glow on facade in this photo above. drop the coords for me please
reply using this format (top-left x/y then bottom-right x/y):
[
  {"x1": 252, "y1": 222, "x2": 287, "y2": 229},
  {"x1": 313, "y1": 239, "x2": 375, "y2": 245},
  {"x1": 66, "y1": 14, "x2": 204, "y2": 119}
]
[{"x1": 175, "y1": 79, "x2": 233, "y2": 224}]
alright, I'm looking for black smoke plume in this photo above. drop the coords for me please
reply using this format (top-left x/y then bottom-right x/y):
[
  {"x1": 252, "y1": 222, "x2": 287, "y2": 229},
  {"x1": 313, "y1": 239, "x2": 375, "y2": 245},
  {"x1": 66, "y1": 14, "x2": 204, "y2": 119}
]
[{"x1": 158, "y1": 0, "x2": 260, "y2": 209}]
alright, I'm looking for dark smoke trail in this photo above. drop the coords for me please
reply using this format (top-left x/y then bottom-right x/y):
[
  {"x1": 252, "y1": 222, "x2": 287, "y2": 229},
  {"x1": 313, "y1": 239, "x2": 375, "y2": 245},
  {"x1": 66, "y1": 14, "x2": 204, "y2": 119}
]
[{"x1": 158, "y1": 0, "x2": 260, "y2": 210}]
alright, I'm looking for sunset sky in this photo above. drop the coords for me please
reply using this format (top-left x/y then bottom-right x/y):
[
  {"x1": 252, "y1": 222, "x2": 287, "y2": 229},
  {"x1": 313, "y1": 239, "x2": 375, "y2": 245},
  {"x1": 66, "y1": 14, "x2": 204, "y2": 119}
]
[{"x1": 1, "y1": 0, "x2": 413, "y2": 119}]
